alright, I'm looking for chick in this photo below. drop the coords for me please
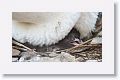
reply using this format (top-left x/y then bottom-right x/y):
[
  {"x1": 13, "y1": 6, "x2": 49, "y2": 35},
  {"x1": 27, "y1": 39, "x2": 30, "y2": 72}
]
[{"x1": 12, "y1": 12, "x2": 98, "y2": 46}]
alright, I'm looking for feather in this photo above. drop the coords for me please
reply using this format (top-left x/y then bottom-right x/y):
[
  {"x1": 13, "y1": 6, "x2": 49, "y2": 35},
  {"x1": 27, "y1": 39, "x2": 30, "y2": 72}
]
[
  {"x1": 12, "y1": 12, "x2": 80, "y2": 46},
  {"x1": 12, "y1": 12, "x2": 98, "y2": 46}
]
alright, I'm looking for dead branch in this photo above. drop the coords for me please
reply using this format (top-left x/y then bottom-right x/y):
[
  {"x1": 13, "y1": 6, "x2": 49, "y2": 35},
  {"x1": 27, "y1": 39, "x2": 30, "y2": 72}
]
[
  {"x1": 12, "y1": 40, "x2": 33, "y2": 51},
  {"x1": 64, "y1": 38, "x2": 93, "y2": 52}
]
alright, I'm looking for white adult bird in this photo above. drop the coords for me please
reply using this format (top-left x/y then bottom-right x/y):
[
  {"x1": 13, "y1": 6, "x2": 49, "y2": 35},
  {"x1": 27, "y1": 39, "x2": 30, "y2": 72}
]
[{"x1": 12, "y1": 12, "x2": 98, "y2": 46}]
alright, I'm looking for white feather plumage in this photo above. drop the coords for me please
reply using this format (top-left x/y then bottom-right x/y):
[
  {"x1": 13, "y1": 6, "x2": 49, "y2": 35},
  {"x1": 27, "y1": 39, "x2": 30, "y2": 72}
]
[
  {"x1": 12, "y1": 12, "x2": 98, "y2": 46},
  {"x1": 75, "y1": 12, "x2": 98, "y2": 38}
]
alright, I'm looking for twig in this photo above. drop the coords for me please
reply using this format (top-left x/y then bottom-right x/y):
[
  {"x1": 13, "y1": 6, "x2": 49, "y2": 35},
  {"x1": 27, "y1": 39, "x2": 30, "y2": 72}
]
[
  {"x1": 12, "y1": 40, "x2": 32, "y2": 51},
  {"x1": 12, "y1": 46, "x2": 28, "y2": 51},
  {"x1": 70, "y1": 47, "x2": 90, "y2": 53},
  {"x1": 77, "y1": 44, "x2": 101, "y2": 47},
  {"x1": 64, "y1": 38, "x2": 93, "y2": 52},
  {"x1": 68, "y1": 44, "x2": 101, "y2": 53}
]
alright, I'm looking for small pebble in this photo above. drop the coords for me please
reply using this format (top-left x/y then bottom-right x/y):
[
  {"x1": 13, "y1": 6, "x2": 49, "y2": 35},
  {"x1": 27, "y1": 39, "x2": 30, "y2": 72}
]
[
  {"x1": 75, "y1": 57, "x2": 85, "y2": 62},
  {"x1": 12, "y1": 49, "x2": 20, "y2": 56},
  {"x1": 12, "y1": 58, "x2": 18, "y2": 62}
]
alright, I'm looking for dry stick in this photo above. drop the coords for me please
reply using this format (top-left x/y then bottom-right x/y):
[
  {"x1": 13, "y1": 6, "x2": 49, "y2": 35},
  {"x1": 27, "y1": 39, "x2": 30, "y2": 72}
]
[
  {"x1": 12, "y1": 40, "x2": 49, "y2": 56},
  {"x1": 12, "y1": 40, "x2": 50, "y2": 56},
  {"x1": 64, "y1": 38, "x2": 93, "y2": 52},
  {"x1": 12, "y1": 40, "x2": 34, "y2": 51},
  {"x1": 68, "y1": 44, "x2": 102, "y2": 53},
  {"x1": 78, "y1": 44, "x2": 102, "y2": 47},
  {"x1": 70, "y1": 47, "x2": 90, "y2": 54},
  {"x1": 12, "y1": 46, "x2": 28, "y2": 51}
]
